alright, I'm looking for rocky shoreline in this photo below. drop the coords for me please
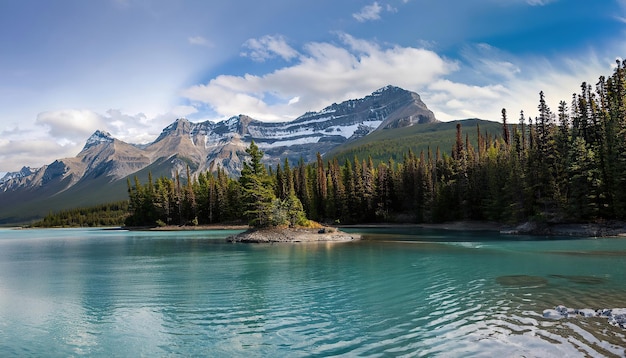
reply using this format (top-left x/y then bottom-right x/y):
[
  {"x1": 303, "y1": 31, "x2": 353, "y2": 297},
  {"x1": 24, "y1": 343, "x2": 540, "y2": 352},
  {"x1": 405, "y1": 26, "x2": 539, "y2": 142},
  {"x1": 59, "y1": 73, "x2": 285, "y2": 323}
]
[
  {"x1": 543, "y1": 305, "x2": 626, "y2": 329},
  {"x1": 502, "y1": 221, "x2": 626, "y2": 237},
  {"x1": 226, "y1": 227, "x2": 360, "y2": 243}
]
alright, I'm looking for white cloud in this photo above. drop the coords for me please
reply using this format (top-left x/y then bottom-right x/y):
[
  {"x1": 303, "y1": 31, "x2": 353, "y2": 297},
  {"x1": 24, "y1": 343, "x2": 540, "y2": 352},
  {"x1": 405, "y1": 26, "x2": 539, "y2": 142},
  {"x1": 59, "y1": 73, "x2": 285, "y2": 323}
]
[
  {"x1": 188, "y1": 36, "x2": 213, "y2": 48},
  {"x1": 31, "y1": 109, "x2": 161, "y2": 152},
  {"x1": 353, "y1": 2, "x2": 383, "y2": 22},
  {"x1": 241, "y1": 35, "x2": 299, "y2": 62},
  {"x1": 501, "y1": 55, "x2": 614, "y2": 120},
  {"x1": 3, "y1": 30, "x2": 620, "y2": 172},
  {"x1": 0, "y1": 137, "x2": 83, "y2": 171},
  {"x1": 36, "y1": 110, "x2": 107, "y2": 141},
  {"x1": 183, "y1": 33, "x2": 624, "y2": 126},
  {"x1": 101, "y1": 108, "x2": 199, "y2": 144},
  {"x1": 425, "y1": 80, "x2": 511, "y2": 120},
  {"x1": 525, "y1": 0, "x2": 557, "y2": 5},
  {"x1": 183, "y1": 34, "x2": 457, "y2": 121},
  {"x1": 0, "y1": 105, "x2": 199, "y2": 171},
  {"x1": 424, "y1": 44, "x2": 621, "y2": 121}
]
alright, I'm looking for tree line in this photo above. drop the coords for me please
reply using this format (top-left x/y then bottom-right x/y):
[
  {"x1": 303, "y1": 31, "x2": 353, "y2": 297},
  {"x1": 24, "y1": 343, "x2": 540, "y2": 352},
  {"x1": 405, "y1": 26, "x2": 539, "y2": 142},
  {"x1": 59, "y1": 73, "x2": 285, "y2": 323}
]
[
  {"x1": 32, "y1": 201, "x2": 130, "y2": 227},
  {"x1": 121, "y1": 59, "x2": 626, "y2": 226}
]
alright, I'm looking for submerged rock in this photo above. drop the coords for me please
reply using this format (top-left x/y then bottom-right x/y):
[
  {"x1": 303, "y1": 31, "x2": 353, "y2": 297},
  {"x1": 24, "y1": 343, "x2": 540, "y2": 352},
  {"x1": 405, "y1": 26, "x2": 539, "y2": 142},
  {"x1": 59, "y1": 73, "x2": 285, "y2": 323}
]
[
  {"x1": 496, "y1": 275, "x2": 548, "y2": 288},
  {"x1": 549, "y1": 274, "x2": 607, "y2": 285}
]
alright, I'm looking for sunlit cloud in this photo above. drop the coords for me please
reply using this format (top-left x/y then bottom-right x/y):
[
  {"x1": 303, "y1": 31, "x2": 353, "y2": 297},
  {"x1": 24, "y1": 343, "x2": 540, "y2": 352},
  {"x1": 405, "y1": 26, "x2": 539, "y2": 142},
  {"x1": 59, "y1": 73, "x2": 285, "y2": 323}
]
[
  {"x1": 241, "y1": 35, "x2": 299, "y2": 62},
  {"x1": 183, "y1": 34, "x2": 457, "y2": 121},
  {"x1": 185, "y1": 32, "x2": 624, "y2": 126},
  {"x1": 36, "y1": 110, "x2": 107, "y2": 141},
  {"x1": 353, "y1": 2, "x2": 383, "y2": 22}
]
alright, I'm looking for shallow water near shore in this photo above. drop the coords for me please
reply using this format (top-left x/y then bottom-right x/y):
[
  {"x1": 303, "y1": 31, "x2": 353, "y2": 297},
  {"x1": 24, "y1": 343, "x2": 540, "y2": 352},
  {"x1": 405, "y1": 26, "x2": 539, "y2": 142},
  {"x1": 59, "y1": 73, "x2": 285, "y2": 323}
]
[{"x1": 0, "y1": 227, "x2": 625, "y2": 357}]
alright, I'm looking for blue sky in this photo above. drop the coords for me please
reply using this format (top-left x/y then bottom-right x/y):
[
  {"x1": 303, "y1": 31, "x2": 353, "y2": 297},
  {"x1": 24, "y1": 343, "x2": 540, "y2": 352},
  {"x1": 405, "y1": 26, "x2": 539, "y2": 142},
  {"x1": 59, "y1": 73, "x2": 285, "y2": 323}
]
[{"x1": 0, "y1": 0, "x2": 625, "y2": 173}]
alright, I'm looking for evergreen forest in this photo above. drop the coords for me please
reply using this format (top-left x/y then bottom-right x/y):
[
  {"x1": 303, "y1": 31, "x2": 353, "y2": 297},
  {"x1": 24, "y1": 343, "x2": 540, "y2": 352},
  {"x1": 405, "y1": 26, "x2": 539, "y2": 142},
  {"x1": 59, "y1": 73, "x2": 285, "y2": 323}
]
[
  {"x1": 38, "y1": 60, "x2": 626, "y2": 228},
  {"x1": 32, "y1": 201, "x2": 130, "y2": 227}
]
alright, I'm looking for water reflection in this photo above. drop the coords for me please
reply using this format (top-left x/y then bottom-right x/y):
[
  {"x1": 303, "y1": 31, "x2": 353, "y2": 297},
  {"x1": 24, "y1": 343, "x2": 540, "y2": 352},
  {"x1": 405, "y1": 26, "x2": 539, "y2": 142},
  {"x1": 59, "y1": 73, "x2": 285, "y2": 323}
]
[{"x1": 0, "y1": 228, "x2": 624, "y2": 356}]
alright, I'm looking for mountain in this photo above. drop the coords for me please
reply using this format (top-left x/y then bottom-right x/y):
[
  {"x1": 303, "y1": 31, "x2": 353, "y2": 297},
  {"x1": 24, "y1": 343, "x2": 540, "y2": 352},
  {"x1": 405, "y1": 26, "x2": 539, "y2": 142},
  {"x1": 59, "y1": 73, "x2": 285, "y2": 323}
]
[
  {"x1": 324, "y1": 118, "x2": 504, "y2": 165},
  {"x1": 0, "y1": 85, "x2": 437, "y2": 224},
  {"x1": 0, "y1": 166, "x2": 35, "y2": 182},
  {"x1": 142, "y1": 85, "x2": 437, "y2": 174}
]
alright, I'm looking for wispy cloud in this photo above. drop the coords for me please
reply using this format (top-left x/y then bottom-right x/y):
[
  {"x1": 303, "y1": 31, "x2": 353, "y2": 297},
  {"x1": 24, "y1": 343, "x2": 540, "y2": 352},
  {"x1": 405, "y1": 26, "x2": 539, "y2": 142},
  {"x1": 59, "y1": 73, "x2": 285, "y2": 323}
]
[
  {"x1": 615, "y1": 0, "x2": 626, "y2": 22},
  {"x1": 188, "y1": 36, "x2": 213, "y2": 48},
  {"x1": 353, "y1": 2, "x2": 383, "y2": 22},
  {"x1": 525, "y1": 0, "x2": 557, "y2": 5},
  {"x1": 353, "y1": 2, "x2": 397, "y2": 22},
  {"x1": 241, "y1": 35, "x2": 300, "y2": 62}
]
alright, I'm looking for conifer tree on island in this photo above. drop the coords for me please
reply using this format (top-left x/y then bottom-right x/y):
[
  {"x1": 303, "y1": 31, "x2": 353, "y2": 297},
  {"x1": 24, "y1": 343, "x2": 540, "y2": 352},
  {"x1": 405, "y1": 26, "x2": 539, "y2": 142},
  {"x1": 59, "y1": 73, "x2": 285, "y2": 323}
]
[{"x1": 239, "y1": 140, "x2": 308, "y2": 228}]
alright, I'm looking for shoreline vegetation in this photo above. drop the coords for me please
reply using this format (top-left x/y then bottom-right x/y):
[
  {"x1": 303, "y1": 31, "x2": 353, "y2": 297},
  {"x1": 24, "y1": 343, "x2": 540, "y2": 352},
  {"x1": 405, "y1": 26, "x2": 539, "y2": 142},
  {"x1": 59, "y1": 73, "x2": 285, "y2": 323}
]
[
  {"x1": 11, "y1": 219, "x2": 626, "y2": 239},
  {"x1": 118, "y1": 220, "x2": 626, "y2": 239}
]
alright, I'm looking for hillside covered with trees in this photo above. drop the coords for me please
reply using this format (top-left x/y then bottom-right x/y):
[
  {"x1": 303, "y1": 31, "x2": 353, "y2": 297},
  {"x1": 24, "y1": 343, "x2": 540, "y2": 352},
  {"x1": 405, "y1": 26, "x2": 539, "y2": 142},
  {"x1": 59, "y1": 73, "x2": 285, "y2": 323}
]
[
  {"x1": 44, "y1": 59, "x2": 626, "y2": 228},
  {"x1": 32, "y1": 201, "x2": 130, "y2": 227}
]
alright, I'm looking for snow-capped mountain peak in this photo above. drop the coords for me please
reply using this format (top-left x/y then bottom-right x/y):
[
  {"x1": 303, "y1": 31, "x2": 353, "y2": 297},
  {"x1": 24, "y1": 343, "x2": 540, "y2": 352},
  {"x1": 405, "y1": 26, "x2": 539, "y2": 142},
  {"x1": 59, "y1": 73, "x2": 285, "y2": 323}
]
[
  {"x1": 83, "y1": 130, "x2": 114, "y2": 150},
  {"x1": 0, "y1": 166, "x2": 35, "y2": 183}
]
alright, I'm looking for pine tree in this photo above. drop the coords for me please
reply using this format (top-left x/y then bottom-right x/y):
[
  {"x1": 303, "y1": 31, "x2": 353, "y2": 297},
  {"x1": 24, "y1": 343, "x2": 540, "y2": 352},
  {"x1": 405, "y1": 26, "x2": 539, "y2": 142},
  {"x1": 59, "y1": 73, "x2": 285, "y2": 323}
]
[
  {"x1": 502, "y1": 108, "x2": 510, "y2": 146},
  {"x1": 240, "y1": 141, "x2": 277, "y2": 227},
  {"x1": 315, "y1": 153, "x2": 327, "y2": 220}
]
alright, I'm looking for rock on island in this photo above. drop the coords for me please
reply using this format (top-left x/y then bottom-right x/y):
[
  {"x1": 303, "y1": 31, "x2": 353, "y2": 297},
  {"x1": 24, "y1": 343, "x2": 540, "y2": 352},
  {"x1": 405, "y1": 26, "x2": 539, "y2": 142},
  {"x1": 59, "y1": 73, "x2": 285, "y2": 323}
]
[{"x1": 227, "y1": 227, "x2": 360, "y2": 243}]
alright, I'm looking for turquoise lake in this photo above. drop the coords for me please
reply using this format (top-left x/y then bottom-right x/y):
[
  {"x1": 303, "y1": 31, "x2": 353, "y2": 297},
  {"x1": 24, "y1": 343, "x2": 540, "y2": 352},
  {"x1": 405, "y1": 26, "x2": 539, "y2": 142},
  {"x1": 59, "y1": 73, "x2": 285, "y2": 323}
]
[{"x1": 0, "y1": 227, "x2": 625, "y2": 357}]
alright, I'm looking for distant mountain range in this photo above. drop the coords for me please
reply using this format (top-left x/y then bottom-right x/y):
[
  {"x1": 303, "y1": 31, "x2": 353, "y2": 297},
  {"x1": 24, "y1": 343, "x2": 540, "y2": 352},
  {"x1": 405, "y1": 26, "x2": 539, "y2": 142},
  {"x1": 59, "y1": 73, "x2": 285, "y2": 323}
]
[{"x1": 0, "y1": 85, "x2": 441, "y2": 224}]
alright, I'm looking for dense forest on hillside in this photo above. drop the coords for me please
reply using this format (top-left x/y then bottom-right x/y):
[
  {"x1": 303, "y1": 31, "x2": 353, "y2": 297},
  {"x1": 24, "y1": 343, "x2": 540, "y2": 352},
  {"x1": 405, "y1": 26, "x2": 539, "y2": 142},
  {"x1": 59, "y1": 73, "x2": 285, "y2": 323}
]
[
  {"x1": 124, "y1": 60, "x2": 626, "y2": 226},
  {"x1": 324, "y1": 118, "x2": 504, "y2": 165},
  {"x1": 43, "y1": 59, "x2": 626, "y2": 228},
  {"x1": 32, "y1": 201, "x2": 129, "y2": 227}
]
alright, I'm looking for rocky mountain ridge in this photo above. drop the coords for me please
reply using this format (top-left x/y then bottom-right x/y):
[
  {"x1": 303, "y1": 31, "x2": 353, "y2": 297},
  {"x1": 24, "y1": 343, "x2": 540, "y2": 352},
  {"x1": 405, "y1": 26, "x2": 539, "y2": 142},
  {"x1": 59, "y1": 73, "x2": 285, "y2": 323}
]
[{"x1": 0, "y1": 86, "x2": 437, "y2": 222}]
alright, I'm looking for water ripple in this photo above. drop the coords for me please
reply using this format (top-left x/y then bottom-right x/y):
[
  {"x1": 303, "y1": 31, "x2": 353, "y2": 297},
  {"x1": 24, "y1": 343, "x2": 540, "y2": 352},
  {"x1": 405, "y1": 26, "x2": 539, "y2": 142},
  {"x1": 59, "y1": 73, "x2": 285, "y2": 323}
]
[{"x1": 1, "y1": 230, "x2": 625, "y2": 356}]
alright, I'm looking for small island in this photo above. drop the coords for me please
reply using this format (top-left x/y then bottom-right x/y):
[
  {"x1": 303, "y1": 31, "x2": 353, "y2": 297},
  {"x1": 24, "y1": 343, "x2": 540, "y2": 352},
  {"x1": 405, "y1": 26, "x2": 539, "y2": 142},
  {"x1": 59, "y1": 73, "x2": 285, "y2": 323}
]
[
  {"x1": 223, "y1": 142, "x2": 359, "y2": 244},
  {"x1": 227, "y1": 226, "x2": 359, "y2": 243}
]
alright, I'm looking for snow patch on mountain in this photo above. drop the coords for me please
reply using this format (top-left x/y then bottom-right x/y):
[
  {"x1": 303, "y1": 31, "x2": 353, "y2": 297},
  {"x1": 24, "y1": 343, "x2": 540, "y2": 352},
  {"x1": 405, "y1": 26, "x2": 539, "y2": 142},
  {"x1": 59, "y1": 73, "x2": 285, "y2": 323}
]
[
  {"x1": 0, "y1": 166, "x2": 35, "y2": 183},
  {"x1": 83, "y1": 130, "x2": 114, "y2": 150}
]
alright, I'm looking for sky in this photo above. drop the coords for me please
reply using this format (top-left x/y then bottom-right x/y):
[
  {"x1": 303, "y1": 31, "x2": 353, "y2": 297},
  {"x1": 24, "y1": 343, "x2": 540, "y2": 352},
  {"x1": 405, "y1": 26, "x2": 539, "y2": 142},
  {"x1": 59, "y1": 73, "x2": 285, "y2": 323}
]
[{"x1": 1, "y1": 0, "x2": 625, "y2": 174}]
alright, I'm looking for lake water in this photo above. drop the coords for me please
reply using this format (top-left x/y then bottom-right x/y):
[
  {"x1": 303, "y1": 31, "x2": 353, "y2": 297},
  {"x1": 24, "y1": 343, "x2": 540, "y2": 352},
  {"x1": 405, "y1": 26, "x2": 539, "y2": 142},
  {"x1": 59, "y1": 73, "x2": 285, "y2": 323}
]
[{"x1": 0, "y1": 227, "x2": 625, "y2": 357}]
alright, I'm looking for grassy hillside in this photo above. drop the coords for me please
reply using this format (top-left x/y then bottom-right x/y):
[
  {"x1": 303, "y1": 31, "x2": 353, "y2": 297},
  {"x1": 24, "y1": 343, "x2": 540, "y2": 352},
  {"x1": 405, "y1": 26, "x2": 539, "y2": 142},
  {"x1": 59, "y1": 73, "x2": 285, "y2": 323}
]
[{"x1": 324, "y1": 118, "x2": 504, "y2": 163}]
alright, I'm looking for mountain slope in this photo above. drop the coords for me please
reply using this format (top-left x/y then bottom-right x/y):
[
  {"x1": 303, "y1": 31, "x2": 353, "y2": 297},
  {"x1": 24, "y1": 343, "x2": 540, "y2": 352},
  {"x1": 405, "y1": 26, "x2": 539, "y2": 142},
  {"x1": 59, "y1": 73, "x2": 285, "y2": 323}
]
[
  {"x1": 325, "y1": 119, "x2": 504, "y2": 164},
  {"x1": 0, "y1": 85, "x2": 440, "y2": 224}
]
